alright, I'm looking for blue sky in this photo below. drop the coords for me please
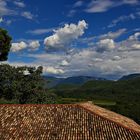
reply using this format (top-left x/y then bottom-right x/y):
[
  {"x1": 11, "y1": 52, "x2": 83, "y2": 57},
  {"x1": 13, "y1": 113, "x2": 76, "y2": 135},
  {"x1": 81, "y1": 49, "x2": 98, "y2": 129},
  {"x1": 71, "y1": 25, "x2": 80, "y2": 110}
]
[{"x1": 0, "y1": 0, "x2": 140, "y2": 79}]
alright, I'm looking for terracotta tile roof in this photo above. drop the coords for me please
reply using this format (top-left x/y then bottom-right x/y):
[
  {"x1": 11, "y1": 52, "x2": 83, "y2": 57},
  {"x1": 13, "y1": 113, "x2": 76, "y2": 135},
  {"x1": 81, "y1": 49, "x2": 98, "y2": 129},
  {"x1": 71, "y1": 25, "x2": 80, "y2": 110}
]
[
  {"x1": 0, "y1": 104, "x2": 140, "y2": 140},
  {"x1": 79, "y1": 102, "x2": 140, "y2": 133}
]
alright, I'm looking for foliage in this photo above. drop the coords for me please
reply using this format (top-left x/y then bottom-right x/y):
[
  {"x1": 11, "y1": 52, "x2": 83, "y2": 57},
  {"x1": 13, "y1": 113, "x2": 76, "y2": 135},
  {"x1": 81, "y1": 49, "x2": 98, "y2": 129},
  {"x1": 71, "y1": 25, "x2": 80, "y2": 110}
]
[
  {"x1": 0, "y1": 64, "x2": 57, "y2": 104},
  {"x1": 0, "y1": 28, "x2": 12, "y2": 61},
  {"x1": 0, "y1": 98, "x2": 18, "y2": 104}
]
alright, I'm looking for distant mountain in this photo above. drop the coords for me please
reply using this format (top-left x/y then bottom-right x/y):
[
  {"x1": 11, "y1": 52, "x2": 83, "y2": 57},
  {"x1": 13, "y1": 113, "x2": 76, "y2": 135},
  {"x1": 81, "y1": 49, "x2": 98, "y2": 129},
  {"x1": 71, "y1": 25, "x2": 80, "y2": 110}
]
[
  {"x1": 58, "y1": 76, "x2": 106, "y2": 85},
  {"x1": 43, "y1": 74, "x2": 140, "y2": 88},
  {"x1": 43, "y1": 76, "x2": 106, "y2": 88},
  {"x1": 43, "y1": 76, "x2": 64, "y2": 88},
  {"x1": 119, "y1": 73, "x2": 140, "y2": 80}
]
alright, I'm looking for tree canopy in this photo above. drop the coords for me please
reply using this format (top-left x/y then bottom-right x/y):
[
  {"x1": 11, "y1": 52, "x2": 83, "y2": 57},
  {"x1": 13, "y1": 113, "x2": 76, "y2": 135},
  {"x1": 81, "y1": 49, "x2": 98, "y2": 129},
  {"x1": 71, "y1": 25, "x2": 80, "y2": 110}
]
[
  {"x1": 0, "y1": 64, "x2": 57, "y2": 104},
  {"x1": 0, "y1": 28, "x2": 12, "y2": 61}
]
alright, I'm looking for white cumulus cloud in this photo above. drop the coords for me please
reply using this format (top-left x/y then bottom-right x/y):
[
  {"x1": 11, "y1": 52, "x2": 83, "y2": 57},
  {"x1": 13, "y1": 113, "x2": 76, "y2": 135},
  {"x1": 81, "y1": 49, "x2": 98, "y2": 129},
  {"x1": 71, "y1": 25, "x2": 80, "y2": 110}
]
[
  {"x1": 11, "y1": 41, "x2": 27, "y2": 52},
  {"x1": 128, "y1": 32, "x2": 140, "y2": 40},
  {"x1": 44, "y1": 66, "x2": 64, "y2": 74},
  {"x1": 11, "y1": 40, "x2": 40, "y2": 52},
  {"x1": 29, "y1": 40, "x2": 40, "y2": 50},
  {"x1": 98, "y1": 38, "x2": 115, "y2": 52},
  {"x1": 44, "y1": 20, "x2": 88, "y2": 51}
]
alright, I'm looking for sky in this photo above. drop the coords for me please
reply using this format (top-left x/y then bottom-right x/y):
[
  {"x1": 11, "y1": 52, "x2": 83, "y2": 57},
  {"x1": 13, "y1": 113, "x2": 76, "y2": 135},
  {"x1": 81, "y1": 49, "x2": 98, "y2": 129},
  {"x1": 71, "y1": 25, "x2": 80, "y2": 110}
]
[{"x1": 0, "y1": 0, "x2": 140, "y2": 80}]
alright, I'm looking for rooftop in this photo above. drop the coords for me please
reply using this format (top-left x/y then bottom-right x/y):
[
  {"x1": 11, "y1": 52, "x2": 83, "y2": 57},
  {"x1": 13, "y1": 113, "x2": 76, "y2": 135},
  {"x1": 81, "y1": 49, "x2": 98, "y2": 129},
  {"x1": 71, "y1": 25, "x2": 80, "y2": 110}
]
[{"x1": 0, "y1": 103, "x2": 140, "y2": 140}]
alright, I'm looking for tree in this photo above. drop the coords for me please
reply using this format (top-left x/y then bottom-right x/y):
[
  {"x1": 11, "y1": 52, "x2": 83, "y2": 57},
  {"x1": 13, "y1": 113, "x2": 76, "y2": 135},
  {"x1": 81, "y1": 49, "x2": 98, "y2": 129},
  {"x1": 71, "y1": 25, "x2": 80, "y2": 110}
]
[
  {"x1": 0, "y1": 28, "x2": 57, "y2": 104},
  {"x1": 0, "y1": 28, "x2": 12, "y2": 61}
]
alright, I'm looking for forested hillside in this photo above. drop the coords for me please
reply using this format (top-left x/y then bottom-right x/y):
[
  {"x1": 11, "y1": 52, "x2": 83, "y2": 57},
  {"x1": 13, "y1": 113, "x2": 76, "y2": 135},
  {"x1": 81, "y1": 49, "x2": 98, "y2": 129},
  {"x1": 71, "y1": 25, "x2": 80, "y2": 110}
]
[{"x1": 52, "y1": 78, "x2": 140, "y2": 124}]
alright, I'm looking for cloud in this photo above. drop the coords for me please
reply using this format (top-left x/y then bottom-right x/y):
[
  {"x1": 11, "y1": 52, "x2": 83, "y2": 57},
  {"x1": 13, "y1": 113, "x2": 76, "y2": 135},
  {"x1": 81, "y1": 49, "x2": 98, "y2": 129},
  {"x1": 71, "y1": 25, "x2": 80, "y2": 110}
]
[
  {"x1": 67, "y1": 10, "x2": 77, "y2": 17},
  {"x1": 0, "y1": 17, "x2": 13, "y2": 25},
  {"x1": 5, "y1": 19, "x2": 12, "y2": 25},
  {"x1": 131, "y1": 44, "x2": 140, "y2": 49},
  {"x1": 27, "y1": 28, "x2": 55, "y2": 35},
  {"x1": 44, "y1": 20, "x2": 88, "y2": 51},
  {"x1": 79, "y1": 30, "x2": 140, "y2": 54},
  {"x1": 93, "y1": 58, "x2": 103, "y2": 62},
  {"x1": 9, "y1": 43, "x2": 140, "y2": 80},
  {"x1": 133, "y1": 28, "x2": 140, "y2": 32},
  {"x1": 60, "y1": 60, "x2": 69, "y2": 66},
  {"x1": 43, "y1": 67, "x2": 64, "y2": 74},
  {"x1": 13, "y1": 1, "x2": 25, "y2": 8},
  {"x1": 45, "y1": 49, "x2": 138, "y2": 79},
  {"x1": 0, "y1": 0, "x2": 34, "y2": 21},
  {"x1": 85, "y1": 0, "x2": 114, "y2": 13},
  {"x1": 97, "y1": 38, "x2": 115, "y2": 52},
  {"x1": 11, "y1": 40, "x2": 40, "y2": 52},
  {"x1": 108, "y1": 13, "x2": 137, "y2": 28},
  {"x1": 117, "y1": 32, "x2": 140, "y2": 51},
  {"x1": 112, "y1": 56, "x2": 122, "y2": 61},
  {"x1": 74, "y1": 1, "x2": 84, "y2": 7},
  {"x1": 67, "y1": 1, "x2": 84, "y2": 17},
  {"x1": 85, "y1": 0, "x2": 139, "y2": 13},
  {"x1": 0, "y1": 17, "x2": 3, "y2": 23},
  {"x1": 78, "y1": 30, "x2": 140, "y2": 53},
  {"x1": 60, "y1": 48, "x2": 140, "y2": 79},
  {"x1": 128, "y1": 32, "x2": 140, "y2": 40},
  {"x1": 21, "y1": 11, "x2": 34, "y2": 19},
  {"x1": 78, "y1": 28, "x2": 126, "y2": 50},
  {"x1": 11, "y1": 41, "x2": 27, "y2": 52},
  {"x1": 122, "y1": 0, "x2": 139, "y2": 4},
  {"x1": 0, "y1": 0, "x2": 15, "y2": 16},
  {"x1": 99, "y1": 28, "x2": 127, "y2": 39},
  {"x1": 29, "y1": 41, "x2": 40, "y2": 50}
]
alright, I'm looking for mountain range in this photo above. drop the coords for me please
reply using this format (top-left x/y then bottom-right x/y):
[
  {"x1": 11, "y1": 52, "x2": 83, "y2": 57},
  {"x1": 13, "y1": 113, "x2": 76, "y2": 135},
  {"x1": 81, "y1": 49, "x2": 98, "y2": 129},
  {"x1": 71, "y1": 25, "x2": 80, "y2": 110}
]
[
  {"x1": 43, "y1": 73, "x2": 140, "y2": 88},
  {"x1": 43, "y1": 76, "x2": 106, "y2": 88},
  {"x1": 119, "y1": 73, "x2": 140, "y2": 80}
]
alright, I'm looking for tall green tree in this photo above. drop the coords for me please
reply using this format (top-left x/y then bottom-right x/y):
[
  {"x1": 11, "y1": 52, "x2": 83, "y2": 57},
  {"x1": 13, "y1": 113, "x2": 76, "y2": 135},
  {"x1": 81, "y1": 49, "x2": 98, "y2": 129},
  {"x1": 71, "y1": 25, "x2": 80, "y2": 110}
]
[{"x1": 0, "y1": 28, "x2": 12, "y2": 61}]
